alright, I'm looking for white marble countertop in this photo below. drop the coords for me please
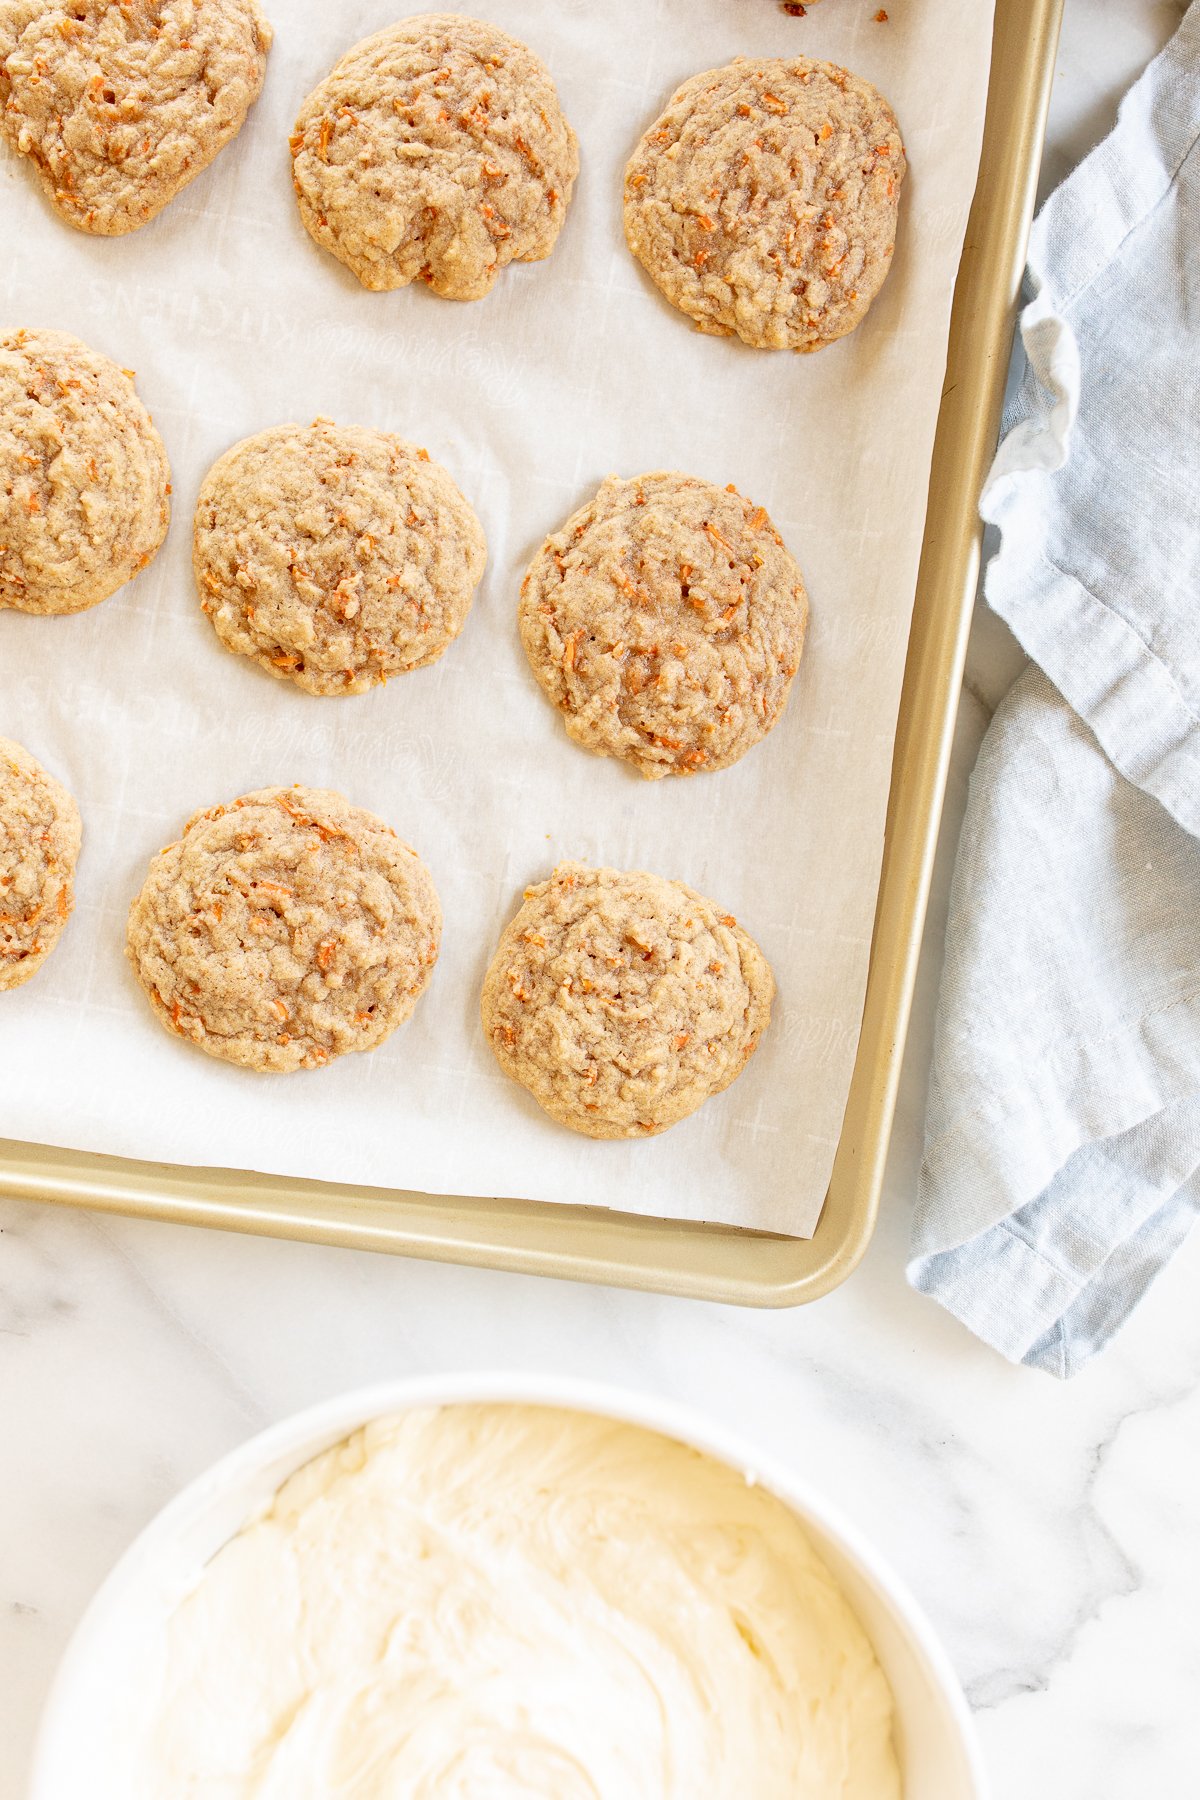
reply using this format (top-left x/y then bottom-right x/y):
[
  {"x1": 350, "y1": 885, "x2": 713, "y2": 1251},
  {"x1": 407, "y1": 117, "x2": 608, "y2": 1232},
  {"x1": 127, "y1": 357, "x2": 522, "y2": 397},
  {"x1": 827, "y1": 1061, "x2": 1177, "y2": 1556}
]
[{"x1": 3, "y1": 4, "x2": 1196, "y2": 1795}]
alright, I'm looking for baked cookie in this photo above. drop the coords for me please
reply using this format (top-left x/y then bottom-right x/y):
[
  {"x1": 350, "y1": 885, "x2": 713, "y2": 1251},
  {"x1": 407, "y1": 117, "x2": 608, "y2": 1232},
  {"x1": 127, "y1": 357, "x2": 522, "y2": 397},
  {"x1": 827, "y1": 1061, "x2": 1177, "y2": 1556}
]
[
  {"x1": 194, "y1": 419, "x2": 486, "y2": 695},
  {"x1": 126, "y1": 786, "x2": 441, "y2": 1073},
  {"x1": 290, "y1": 13, "x2": 578, "y2": 299},
  {"x1": 519, "y1": 472, "x2": 808, "y2": 779},
  {"x1": 0, "y1": 327, "x2": 170, "y2": 616},
  {"x1": 481, "y1": 862, "x2": 774, "y2": 1138},
  {"x1": 0, "y1": 736, "x2": 81, "y2": 991},
  {"x1": 0, "y1": 0, "x2": 272, "y2": 235},
  {"x1": 624, "y1": 57, "x2": 904, "y2": 351}
]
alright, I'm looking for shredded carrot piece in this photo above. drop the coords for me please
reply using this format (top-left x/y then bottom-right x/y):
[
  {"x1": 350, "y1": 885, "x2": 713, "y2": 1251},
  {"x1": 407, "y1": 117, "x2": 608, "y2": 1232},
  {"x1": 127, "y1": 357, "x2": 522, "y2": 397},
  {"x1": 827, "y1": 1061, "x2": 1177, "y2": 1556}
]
[
  {"x1": 613, "y1": 571, "x2": 650, "y2": 606},
  {"x1": 513, "y1": 132, "x2": 541, "y2": 174}
]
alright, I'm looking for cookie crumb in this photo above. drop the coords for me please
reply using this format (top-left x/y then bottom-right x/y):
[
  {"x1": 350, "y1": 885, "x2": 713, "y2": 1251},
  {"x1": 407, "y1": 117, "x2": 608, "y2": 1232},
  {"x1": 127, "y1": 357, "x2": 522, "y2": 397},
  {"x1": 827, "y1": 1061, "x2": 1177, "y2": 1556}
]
[
  {"x1": 781, "y1": 2, "x2": 807, "y2": 14},
  {"x1": 874, "y1": 8, "x2": 889, "y2": 19}
]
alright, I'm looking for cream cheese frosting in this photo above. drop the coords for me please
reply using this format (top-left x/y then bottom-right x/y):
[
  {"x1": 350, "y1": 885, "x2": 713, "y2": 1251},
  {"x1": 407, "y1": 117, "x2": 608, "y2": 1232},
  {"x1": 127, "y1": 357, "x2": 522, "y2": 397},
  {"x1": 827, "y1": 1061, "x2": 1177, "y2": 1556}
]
[{"x1": 142, "y1": 1404, "x2": 901, "y2": 1798}]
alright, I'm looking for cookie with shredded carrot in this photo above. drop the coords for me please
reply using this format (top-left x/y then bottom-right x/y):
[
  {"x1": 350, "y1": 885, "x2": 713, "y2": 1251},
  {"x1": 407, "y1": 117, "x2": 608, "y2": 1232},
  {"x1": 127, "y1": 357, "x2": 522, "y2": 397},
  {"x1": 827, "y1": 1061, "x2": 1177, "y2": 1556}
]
[
  {"x1": 519, "y1": 472, "x2": 808, "y2": 779},
  {"x1": 0, "y1": 327, "x2": 170, "y2": 615},
  {"x1": 624, "y1": 56, "x2": 904, "y2": 351},
  {"x1": 481, "y1": 862, "x2": 774, "y2": 1138},
  {"x1": 0, "y1": 0, "x2": 272, "y2": 235},
  {"x1": 126, "y1": 786, "x2": 441, "y2": 1073},
  {"x1": 0, "y1": 736, "x2": 81, "y2": 991},
  {"x1": 290, "y1": 13, "x2": 578, "y2": 299},
  {"x1": 193, "y1": 419, "x2": 486, "y2": 696}
]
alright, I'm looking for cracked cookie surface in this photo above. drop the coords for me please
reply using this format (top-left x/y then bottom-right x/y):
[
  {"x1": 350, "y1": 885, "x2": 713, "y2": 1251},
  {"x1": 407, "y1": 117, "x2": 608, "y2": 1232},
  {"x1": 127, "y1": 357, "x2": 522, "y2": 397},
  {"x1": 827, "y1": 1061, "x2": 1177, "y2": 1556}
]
[
  {"x1": 519, "y1": 472, "x2": 807, "y2": 779},
  {"x1": 0, "y1": 736, "x2": 81, "y2": 991},
  {"x1": 290, "y1": 12, "x2": 578, "y2": 299},
  {"x1": 126, "y1": 786, "x2": 441, "y2": 1073},
  {"x1": 193, "y1": 419, "x2": 486, "y2": 695},
  {"x1": 624, "y1": 56, "x2": 904, "y2": 351},
  {"x1": 0, "y1": 0, "x2": 272, "y2": 235},
  {"x1": 0, "y1": 326, "x2": 170, "y2": 615},
  {"x1": 481, "y1": 861, "x2": 774, "y2": 1138}
]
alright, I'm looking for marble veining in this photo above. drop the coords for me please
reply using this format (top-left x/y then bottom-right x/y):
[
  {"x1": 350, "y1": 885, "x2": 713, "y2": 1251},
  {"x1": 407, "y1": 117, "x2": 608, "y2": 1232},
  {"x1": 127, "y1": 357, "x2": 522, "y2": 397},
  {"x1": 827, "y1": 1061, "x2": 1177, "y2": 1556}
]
[{"x1": 3, "y1": 5, "x2": 1198, "y2": 1798}]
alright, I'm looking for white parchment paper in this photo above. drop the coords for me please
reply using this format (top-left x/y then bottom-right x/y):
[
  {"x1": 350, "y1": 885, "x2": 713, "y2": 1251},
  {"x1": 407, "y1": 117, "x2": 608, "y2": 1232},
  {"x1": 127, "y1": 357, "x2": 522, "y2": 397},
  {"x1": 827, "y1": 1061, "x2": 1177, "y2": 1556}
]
[{"x1": 0, "y1": 0, "x2": 995, "y2": 1235}]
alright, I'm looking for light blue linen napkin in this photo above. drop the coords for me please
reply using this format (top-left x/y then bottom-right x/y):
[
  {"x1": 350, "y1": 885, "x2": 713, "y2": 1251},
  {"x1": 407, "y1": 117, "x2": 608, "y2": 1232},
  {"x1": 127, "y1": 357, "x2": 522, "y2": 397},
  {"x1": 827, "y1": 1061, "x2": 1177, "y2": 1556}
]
[{"x1": 908, "y1": 4, "x2": 1200, "y2": 1375}]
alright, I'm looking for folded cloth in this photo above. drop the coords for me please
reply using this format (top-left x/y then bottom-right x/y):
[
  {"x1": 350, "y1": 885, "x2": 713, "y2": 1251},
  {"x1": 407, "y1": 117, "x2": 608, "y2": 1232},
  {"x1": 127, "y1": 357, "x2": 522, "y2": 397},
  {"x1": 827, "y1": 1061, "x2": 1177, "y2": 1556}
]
[{"x1": 909, "y1": 4, "x2": 1200, "y2": 1375}]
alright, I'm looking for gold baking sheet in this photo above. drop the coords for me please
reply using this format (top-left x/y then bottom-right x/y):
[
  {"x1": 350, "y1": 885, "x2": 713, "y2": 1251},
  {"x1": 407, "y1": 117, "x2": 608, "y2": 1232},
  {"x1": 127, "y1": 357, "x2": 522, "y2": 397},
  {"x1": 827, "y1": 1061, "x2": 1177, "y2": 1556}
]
[{"x1": 0, "y1": 0, "x2": 1063, "y2": 1303}]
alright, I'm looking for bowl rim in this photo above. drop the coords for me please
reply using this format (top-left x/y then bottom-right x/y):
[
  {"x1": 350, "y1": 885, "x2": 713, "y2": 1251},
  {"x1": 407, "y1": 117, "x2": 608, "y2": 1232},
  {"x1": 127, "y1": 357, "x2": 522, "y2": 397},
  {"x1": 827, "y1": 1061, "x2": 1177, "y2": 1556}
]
[{"x1": 31, "y1": 1370, "x2": 988, "y2": 1798}]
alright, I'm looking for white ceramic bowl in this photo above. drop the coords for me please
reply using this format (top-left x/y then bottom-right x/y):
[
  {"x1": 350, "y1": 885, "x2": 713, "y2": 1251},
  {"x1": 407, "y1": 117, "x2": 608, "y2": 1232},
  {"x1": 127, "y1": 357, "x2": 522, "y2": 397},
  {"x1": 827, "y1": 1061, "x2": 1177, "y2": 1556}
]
[{"x1": 31, "y1": 1373, "x2": 987, "y2": 1799}]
